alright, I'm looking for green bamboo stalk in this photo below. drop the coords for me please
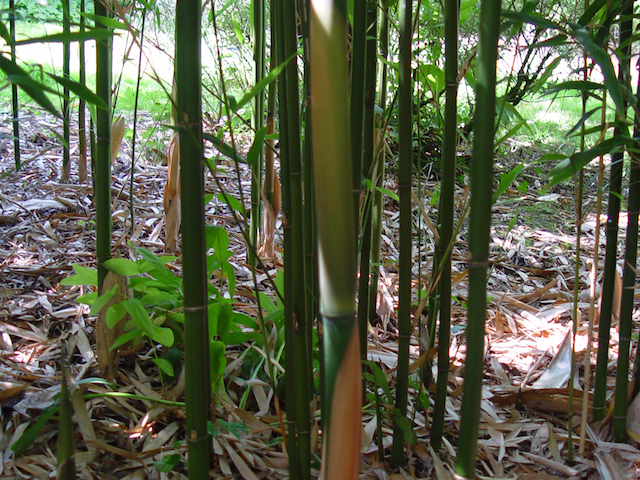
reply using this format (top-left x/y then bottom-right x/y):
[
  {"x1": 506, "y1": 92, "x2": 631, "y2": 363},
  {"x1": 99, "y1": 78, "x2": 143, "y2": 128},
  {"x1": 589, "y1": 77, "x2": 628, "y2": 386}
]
[
  {"x1": 613, "y1": 61, "x2": 640, "y2": 444},
  {"x1": 61, "y1": 0, "x2": 71, "y2": 181},
  {"x1": 273, "y1": 1, "x2": 310, "y2": 477},
  {"x1": 391, "y1": 0, "x2": 413, "y2": 465},
  {"x1": 78, "y1": 0, "x2": 87, "y2": 183},
  {"x1": 284, "y1": 0, "x2": 310, "y2": 470},
  {"x1": 569, "y1": 32, "x2": 590, "y2": 461},
  {"x1": 613, "y1": 150, "x2": 639, "y2": 442},
  {"x1": 129, "y1": 4, "x2": 147, "y2": 231},
  {"x1": 310, "y1": 2, "x2": 360, "y2": 478},
  {"x1": 176, "y1": 0, "x2": 212, "y2": 476},
  {"x1": 250, "y1": 0, "x2": 265, "y2": 266},
  {"x1": 356, "y1": 0, "x2": 378, "y2": 358},
  {"x1": 298, "y1": 0, "x2": 317, "y2": 389},
  {"x1": 351, "y1": 0, "x2": 367, "y2": 230},
  {"x1": 455, "y1": 0, "x2": 501, "y2": 476},
  {"x1": 9, "y1": 0, "x2": 20, "y2": 170},
  {"x1": 593, "y1": 0, "x2": 632, "y2": 422},
  {"x1": 367, "y1": 5, "x2": 389, "y2": 323},
  {"x1": 271, "y1": 3, "x2": 299, "y2": 476},
  {"x1": 95, "y1": 0, "x2": 113, "y2": 292},
  {"x1": 430, "y1": 0, "x2": 458, "y2": 452}
]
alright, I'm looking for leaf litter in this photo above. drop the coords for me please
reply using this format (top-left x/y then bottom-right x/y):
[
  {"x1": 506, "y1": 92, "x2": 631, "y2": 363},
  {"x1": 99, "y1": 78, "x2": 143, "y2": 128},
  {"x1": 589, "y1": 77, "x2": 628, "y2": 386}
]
[{"x1": 0, "y1": 108, "x2": 639, "y2": 479}]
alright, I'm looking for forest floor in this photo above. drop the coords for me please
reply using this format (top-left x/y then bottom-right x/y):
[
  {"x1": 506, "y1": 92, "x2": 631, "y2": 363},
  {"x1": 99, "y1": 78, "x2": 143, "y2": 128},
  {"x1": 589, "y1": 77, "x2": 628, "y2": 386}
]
[{"x1": 1, "y1": 105, "x2": 640, "y2": 480}]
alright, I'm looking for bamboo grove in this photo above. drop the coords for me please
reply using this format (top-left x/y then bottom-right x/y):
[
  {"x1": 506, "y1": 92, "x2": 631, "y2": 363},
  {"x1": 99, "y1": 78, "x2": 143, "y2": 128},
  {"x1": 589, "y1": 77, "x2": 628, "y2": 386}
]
[{"x1": 4, "y1": 0, "x2": 640, "y2": 478}]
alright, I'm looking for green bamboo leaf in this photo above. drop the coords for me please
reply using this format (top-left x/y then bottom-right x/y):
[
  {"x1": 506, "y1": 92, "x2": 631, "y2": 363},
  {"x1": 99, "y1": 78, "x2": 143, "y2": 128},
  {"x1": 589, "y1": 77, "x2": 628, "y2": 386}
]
[
  {"x1": 104, "y1": 258, "x2": 142, "y2": 276},
  {"x1": 210, "y1": 339, "x2": 227, "y2": 383},
  {"x1": 61, "y1": 264, "x2": 98, "y2": 286},
  {"x1": 547, "y1": 136, "x2": 631, "y2": 187},
  {"x1": 88, "y1": 285, "x2": 118, "y2": 315},
  {"x1": 233, "y1": 50, "x2": 299, "y2": 112},
  {"x1": 12, "y1": 404, "x2": 59, "y2": 456},
  {"x1": 151, "y1": 326, "x2": 174, "y2": 347},
  {"x1": 81, "y1": 13, "x2": 128, "y2": 30},
  {"x1": 579, "y1": 0, "x2": 609, "y2": 26},
  {"x1": 493, "y1": 164, "x2": 525, "y2": 203},
  {"x1": 502, "y1": 11, "x2": 564, "y2": 31},
  {"x1": 152, "y1": 357, "x2": 175, "y2": 377},
  {"x1": 0, "y1": 20, "x2": 11, "y2": 45},
  {"x1": 232, "y1": 16, "x2": 244, "y2": 44},
  {"x1": 123, "y1": 298, "x2": 154, "y2": 338},
  {"x1": 543, "y1": 80, "x2": 603, "y2": 95},
  {"x1": 154, "y1": 454, "x2": 181, "y2": 473},
  {"x1": 76, "y1": 291, "x2": 98, "y2": 306},
  {"x1": 565, "y1": 107, "x2": 600, "y2": 138},
  {"x1": 217, "y1": 192, "x2": 245, "y2": 217},
  {"x1": 106, "y1": 303, "x2": 127, "y2": 329},
  {"x1": 14, "y1": 29, "x2": 113, "y2": 46},
  {"x1": 391, "y1": 409, "x2": 417, "y2": 445},
  {"x1": 109, "y1": 329, "x2": 142, "y2": 351},
  {"x1": 0, "y1": 55, "x2": 59, "y2": 117},
  {"x1": 246, "y1": 127, "x2": 267, "y2": 168},
  {"x1": 374, "y1": 186, "x2": 399, "y2": 201},
  {"x1": 530, "y1": 34, "x2": 568, "y2": 49},
  {"x1": 46, "y1": 72, "x2": 108, "y2": 110},
  {"x1": 203, "y1": 133, "x2": 247, "y2": 164},
  {"x1": 538, "y1": 152, "x2": 571, "y2": 162},
  {"x1": 571, "y1": 23, "x2": 624, "y2": 113}
]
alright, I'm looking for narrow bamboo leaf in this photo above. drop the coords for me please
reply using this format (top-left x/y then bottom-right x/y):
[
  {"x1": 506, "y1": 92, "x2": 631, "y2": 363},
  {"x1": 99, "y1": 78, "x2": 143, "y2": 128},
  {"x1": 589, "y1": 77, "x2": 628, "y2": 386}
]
[
  {"x1": 210, "y1": 340, "x2": 226, "y2": 381},
  {"x1": 232, "y1": 16, "x2": 244, "y2": 44},
  {"x1": 493, "y1": 164, "x2": 524, "y2": 203},
  {"x1": 217, "y1": 193, "x2": 245, "y2": 217},
  {"x1": 46, "y1": 72, "x2": 108, "y2": 110},
  {"x1": 375, "y1": 186, "x2": 399, "y2": 201},
  {"x1": 137, "y1": 247, "x2": 170, "y2": 272},
  {"x1": 530, "y1": 34, "x2": 568, "y2": 49},
  {"x1": 152, "y1": 326, "x2": 174, "y2": 347},
  {"x1": 246, "y1": 127, "x2": 267, "y2": 168},
  {"x1": 76, "y1": 291, "x2": 98, "y2": 305},
  {"x1": 105, "y1": 303, "x2": 127, "y2": 329},
  {"x1": 152, "y1": 357, "x2": 175, "y2": 377},
  {"x1": 502, "y1": 11, "x2": 564, "y2": 31},
  {"x1": 123, "y1": 298, "x2": 154, "y2": 338},
  {"x1": 233, "y1": 50, "x2": 300, "y2": 112},
  {"x1": 579, "y1": 0, "x2": 609, "y2": 26},
  {"x1": 496, "y1": 119, "x2": 528, "y2": 147},
  {"x1": 14, "y1": 29, "x2": 113, "y2": 46},
  {"x1": 547, "y1": 136, "x2": 631, "y2": 186},
  {"x1": 88, "y1": 285, "x2": 118, "y2": 315},
  {"x1": 234, "y1": 312, "x2": 258, "y2": 330},
  {"x1": 0, "y1": 56, "x2": 59, "y2": 117},
  {"x1": 0, "y1": 20, "x2": 11, "y2": 44},
  {"x1": 531, "y1": 57, "x2": 563, "y2": 96},
  {"x1": 154, "y1": 454, "x2": 181, "y2": 473},
  {"x1": 203, "y1": 133, "x2": 247, "y2": 164},
  {"x1": 544, "y1": 80, "x2": 603, "y2": 95},
  {"x1": 60, "y1": 264, "x2": 98, "y2": 286},
  {"x1": 109, "y1": 329, "x2": 142, "y2": 351},
  {"x1": 578, "y1": 123, "x2": 610, "y2": 137},
  {"x1": 538, "y1": 152, "x2": 569, "y2": 162},
  {"x1": 12, "y1": 404, "x2": 59, "y2": 456},
  {"x1": 104, "y1": 258, "x2": 141, "y2": 276},
  {"x1": 571, "y1": 23, "x2": 624, "y2": 112},
  {"x1": 565, "y1": 107, "x2": 600, "y2": 138},
  {"x1": 81, "y1": 13, "x2": 128, "y2": 30},
  {"x1": 391, "y1": 409, "x2": 417, "y2": 445}
]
